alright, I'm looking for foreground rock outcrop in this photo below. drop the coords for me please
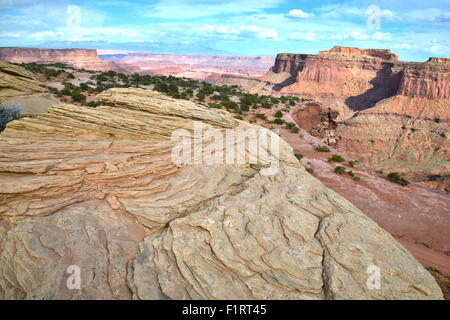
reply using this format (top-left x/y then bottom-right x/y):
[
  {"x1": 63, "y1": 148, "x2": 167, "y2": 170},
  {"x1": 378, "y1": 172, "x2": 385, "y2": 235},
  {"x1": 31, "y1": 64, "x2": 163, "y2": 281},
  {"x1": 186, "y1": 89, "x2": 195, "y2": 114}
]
[
  {"x1": 0, "y1": 88, "x2": 442, "y2": 299},
  {"x1": 0, "y1": 61, "x2": 57, "y2": 114}
]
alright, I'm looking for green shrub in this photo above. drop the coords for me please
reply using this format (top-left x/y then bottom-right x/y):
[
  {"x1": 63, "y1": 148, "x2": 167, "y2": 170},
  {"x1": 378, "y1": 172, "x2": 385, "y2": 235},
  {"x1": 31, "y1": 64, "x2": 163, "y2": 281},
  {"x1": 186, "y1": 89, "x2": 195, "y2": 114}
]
[
  {"x1": 347, "y1": 170, "x2": 355, "y2": 177},
  {"x1": 208, "y1": 102, "x2": 222, "y2": 109},
  {"x1": 315, "y1": 145, "x2": 330, "y2": 153},
  {"x1": 295, "y1": 153, "x2": 303, "y2": 161},
  {"x1": 255, "y1": 113, "x2": 267, "y2": 121},
  {"x1": 306, "y1": 168, "x2": 314, "y2": 174},
  {"x1": 377, "y1": 169, "x2": 384, "y2": 174},
  {"x1": 353, "y1": 176, "x2": 361, "y2": 181},
  {"x1": 334, "y1": 166, "x2": 346, "y2": 174},
  {"x1": 348, "y1": 160, "x2": 356, "y2": 167},
  {"x1": 274, "y1": 110, "x2": 283, "y2": 118},
  {"x1": 421, "y1": 242, "x2": 431, "y2": 248},
  {"x1": 234, "y1": 115, "x2": 243, "y2": 120},
  {"x1": 387, "y1": 172, "x2": 410, "y2": 186},
  {"x1": 328, "y1": 154, "x2": 345, "y2": 163},
  {"x1": 273, "y1": 118, "x2": 284, "y2": 125}
]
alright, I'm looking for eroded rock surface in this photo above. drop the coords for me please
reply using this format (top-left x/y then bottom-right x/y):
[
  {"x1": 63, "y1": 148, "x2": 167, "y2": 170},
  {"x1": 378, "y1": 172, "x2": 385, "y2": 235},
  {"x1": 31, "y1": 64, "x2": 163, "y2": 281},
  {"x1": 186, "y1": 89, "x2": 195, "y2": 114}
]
[
  {"x1": 0, "y1": 88, "x2": 443, "y2": 299},
  {"x1": 0, "y1": 61, "x2": 58, "y2": 115}
]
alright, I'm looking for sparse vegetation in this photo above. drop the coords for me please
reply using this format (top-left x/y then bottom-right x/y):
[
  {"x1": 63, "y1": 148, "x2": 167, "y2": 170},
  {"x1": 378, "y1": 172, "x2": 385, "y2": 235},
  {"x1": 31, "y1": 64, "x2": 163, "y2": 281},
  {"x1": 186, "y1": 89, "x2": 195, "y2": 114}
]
[
  {"x1": 295, "y1": 153, "x2": 303, "y2": 161},
  {"x1": 387, "y1": 172, "x2": 410, "y2": 186},
  {"x1": 306, "y1": 168, "x2": 314, "y2": 174},
  {"x1": 315, "y1": 145, "x2": 330, "y2": 153},
  {"x1": 348, "y1": 160, "x2": 356, "y2": 167},
  {"x1": 0, "y1": 102, "x2": 23, "y2": 132},
  {"x1": 378, "y1": 169, "x2": 384, "y2": 174},
  {"x1": 328, "y1": 154, "x2": 345, "y2": 163},
  {"x1": 421, "y1": 242, "x2": 432, "y2": 248},
  {"x1": 334, "y1": 166, "x2": 346, "y2": 174}
]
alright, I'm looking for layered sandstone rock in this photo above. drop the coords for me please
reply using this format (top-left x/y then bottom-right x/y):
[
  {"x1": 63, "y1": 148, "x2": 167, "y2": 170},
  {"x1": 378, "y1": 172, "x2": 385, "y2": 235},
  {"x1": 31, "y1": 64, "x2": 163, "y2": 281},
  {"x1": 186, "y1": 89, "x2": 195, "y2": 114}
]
[
  {"x1": 0, "y1": 61, "x2": 57, "y2": 114},
  {"x1": 260, "y1": 47, "x2": 449, "y2": 187},
  {"x1": 0, "y1": 88, "x2": 442, "y2": 299},
  {"x1": 0, "y1": 47, "x2": 139, "y2": 73}
]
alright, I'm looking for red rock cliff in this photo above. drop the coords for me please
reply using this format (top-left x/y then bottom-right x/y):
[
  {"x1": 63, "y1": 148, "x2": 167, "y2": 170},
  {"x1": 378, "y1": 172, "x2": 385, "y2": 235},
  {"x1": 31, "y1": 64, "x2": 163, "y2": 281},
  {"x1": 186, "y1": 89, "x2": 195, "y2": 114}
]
[{"x1": 0, "y1": 47, "x2": 139, "y2": 73}]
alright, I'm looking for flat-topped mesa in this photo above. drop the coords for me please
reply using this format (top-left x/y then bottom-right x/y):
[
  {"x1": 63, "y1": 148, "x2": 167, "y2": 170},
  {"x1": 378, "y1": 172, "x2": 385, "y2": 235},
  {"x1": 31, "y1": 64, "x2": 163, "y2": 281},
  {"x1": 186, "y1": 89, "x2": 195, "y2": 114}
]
[
  {"x1": 320, "y1": 46, "x2": 399, "y2": 61},
  {"x1": 0, "y1": 47, "x2": 99, "y2": 62},
  {"x1": 0, "y1": 47, "x2": 140, "y2": 73}
]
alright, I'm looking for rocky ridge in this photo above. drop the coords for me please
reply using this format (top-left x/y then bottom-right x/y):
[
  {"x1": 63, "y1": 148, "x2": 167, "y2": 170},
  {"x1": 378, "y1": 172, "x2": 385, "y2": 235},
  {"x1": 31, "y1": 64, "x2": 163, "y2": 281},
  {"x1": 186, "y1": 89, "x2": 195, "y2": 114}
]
[{"x1": 0, "y1": 83, "x2": 443, "y2": 299}]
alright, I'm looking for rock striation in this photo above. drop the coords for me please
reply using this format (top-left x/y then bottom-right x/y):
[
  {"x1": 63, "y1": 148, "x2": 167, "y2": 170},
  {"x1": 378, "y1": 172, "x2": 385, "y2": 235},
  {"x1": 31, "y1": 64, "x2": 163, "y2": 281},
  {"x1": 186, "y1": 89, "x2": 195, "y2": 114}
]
[
  {"x1": 0, "y1": 61, "x2": 57, "y2": 114},
  {"x1": 0, "y1": 87, "x2": 442, "y2": 299}
]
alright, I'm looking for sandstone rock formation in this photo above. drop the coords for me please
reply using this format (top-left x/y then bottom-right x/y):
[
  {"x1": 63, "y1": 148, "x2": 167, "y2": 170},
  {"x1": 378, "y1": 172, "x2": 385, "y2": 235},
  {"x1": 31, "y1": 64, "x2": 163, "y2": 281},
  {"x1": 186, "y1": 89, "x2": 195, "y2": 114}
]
[
  {"x1": 0, "y1": 61, "x2": 57, "y2": 115},
  {"x1": 0, "y1": 47, "x2": 140, "y2": 73},
  {"x1": 0, "y1": 88, "x2": 442, "y2": 299},
  {"x1": 258, "y1": 47, "x2": 450, "y2": 187}
]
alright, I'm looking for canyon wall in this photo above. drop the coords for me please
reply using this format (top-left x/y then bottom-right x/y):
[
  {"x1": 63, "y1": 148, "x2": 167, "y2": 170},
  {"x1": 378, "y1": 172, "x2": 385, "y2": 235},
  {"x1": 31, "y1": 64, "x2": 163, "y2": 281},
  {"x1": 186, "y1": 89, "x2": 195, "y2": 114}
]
[
  {"x1": 0, "y1": 47, "x2": 139, "y2": 73},
  {"x1": 266, "y1": 47, "x2": 449, "y2": 187}
]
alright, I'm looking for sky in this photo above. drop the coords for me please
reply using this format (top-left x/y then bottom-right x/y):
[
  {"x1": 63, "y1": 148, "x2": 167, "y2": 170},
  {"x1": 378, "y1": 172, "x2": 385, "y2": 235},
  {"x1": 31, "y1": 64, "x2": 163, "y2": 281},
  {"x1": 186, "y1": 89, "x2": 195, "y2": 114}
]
[{"x1": 0, "y1": 0, "x2": 449, "y2": 61}]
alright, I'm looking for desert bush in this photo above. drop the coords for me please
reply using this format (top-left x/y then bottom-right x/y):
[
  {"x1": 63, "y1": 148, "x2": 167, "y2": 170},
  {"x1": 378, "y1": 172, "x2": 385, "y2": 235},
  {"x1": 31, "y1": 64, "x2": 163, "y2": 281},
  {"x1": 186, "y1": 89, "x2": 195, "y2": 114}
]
[
  {"x1": 348, "y1": 160, "x2": 356, "y2": 167},
  {"x1": 347, "y1": 170, "x2": 355, "y2": 177},
  {"x1": 295, "y1": 153, "x2": 303, "y2": 161},
  {"x1": 0, "y1": 102, "x2": 22, "y2": 132},
  {"x1": 315, "y1": 145, "x2": 330, "y2": 153},
  {"x1": 274, "y1": 110, "x2": 283, "y2": 118},
  {"x1": 353, "y1": 176, "x2": 361, "y2": 181},
  {"x1": 208, "y1": 102, "x2": 222, "y2": 109},
  {"x1": 306, "y1": 168, "x2": 314, "y2": 174},
  {"x1": 328, "y1": 154, "x2": 345, "y2": 163},
  {"x1": 255, "y1": 113, "x2": 267, "y2": 121},
  {"x1": 377, "y1": 169, "x2": 384, "y2": 174},
  {"x1": 272, "y1": 118, "x2": 283, "y2": 125},
  {"x1": 387, "y1": 172, "x2": 410, "y2": 186},
  {"x1": 334, "y1": 166, "x2": 346, "y2": 174}
]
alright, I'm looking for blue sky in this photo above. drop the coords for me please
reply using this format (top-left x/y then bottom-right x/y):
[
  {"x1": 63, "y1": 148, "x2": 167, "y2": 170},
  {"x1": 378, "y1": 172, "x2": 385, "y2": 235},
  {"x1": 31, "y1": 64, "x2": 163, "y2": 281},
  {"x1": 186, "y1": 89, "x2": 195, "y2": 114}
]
[{"x1": 1, "y1": 0, "x2": 449, "y2": 61}]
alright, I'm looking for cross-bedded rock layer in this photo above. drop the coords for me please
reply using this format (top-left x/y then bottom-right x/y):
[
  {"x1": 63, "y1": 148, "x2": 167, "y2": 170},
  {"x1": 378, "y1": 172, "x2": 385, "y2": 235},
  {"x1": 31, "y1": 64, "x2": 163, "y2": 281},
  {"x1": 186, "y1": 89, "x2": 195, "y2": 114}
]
[{"x1": 0, "y1": 87, "x2": 443, "y2": 299}]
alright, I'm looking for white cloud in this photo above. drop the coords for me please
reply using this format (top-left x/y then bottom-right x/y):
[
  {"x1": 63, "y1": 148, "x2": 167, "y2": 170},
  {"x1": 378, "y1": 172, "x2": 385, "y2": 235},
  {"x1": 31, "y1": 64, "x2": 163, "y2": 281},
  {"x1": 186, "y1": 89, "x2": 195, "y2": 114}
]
[
  {"x1": 31, "y1": 31, "x2": 64, "y2": 39},
  {"x1": 372, "y1": 32, "x2": 392, "y2": 40},
  {"x1": 395, "y1": 43, "x2": 412, "y2": 49},
  {"x1": 330, "y1": 34, "x2": 349, "y2": 40},
  {"x1": 351, "y1": 31, "x2": 369, "y2": 40},
  {"x1": 258, "y1": 28, "x2": 278, "y2": 39},
  {"x1": 290, "y1": 32, "x2": 317, "y2": 41},
  {"x1": 285, "y1": 9, "x2": 314, "y2": 19},
  {"x1": 0, "y1": 32, "x2": 20, "y2": 38},
  {"x1": 200, "y1": 24, "x2": 239, "y2": 35}
]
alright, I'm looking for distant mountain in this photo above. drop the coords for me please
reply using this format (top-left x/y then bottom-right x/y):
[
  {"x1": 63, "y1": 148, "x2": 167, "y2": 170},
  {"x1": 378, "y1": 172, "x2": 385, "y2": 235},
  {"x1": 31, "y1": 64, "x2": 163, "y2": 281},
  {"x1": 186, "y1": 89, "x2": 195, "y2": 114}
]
[{"x1": 35, "y1": 40, "x2": 229, "y2": 55}]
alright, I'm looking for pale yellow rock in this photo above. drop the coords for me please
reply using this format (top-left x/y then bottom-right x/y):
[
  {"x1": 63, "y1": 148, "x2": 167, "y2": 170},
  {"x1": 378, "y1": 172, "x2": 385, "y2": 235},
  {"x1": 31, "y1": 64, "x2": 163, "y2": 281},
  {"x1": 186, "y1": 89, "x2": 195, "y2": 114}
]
[{"x1": 0, "y1": 88, "x2": 443, "y2": 300}]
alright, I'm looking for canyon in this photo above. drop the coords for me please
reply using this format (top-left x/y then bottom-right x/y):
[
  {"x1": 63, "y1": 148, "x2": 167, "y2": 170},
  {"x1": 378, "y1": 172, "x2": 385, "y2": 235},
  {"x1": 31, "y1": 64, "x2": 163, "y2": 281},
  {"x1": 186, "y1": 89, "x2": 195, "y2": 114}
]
[
  {"x1": 0, "y1": 48, "x2": 448, "y2": 299},
  {"x1": 220, "y1": 46, "x2": 450, "y2": 190},
  {"x1": 99, "y1": 51, "x2": 275, "y2": 79},
  {"x1": 0, "y1": 63, "x2": 444, "y2": 299}
]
